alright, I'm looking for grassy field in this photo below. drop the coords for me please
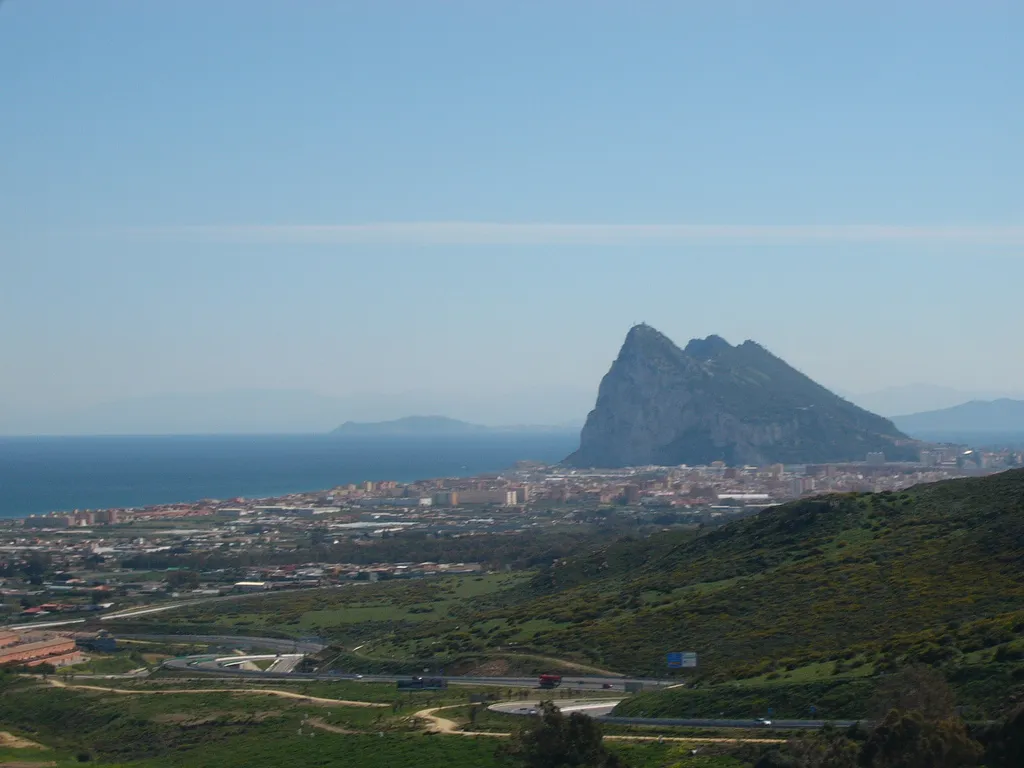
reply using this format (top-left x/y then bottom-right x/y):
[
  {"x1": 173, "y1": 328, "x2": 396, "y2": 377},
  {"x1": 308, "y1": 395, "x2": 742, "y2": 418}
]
[
  {"x1": 615, "y1": 652, "x2": 1024, "y2": 722},
  {"x1": 0, "y1": 672, "x2": 752, "y2": 768},
  {"x1": 112, "y1": 573, "x2": 525, "y2": 638}
]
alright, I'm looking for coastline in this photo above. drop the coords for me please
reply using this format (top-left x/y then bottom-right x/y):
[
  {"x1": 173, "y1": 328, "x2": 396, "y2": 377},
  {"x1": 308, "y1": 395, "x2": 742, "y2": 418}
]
[{"x1": 0, "y1": 432, "x2": 578, "y2": 520}]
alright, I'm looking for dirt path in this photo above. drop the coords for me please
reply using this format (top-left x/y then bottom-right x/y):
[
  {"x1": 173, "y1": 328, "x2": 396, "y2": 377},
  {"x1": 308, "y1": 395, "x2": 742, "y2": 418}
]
[
  {"x1": 502, "y1": 653, "x2": 622, "y2": 677},
  {"x1": 306, "y1": 717, "x2": 359, "y2": 735},
  {"x1": 415, "y1": 705, "x2": 506, "y2": 737},
  {"x1": 416, "y1": 705, "x2": 476, "y2": 735},
  {"x1": 349, "y1": 647, "x2": 621, "y2": 678},
  {"x1": 42, "y1": 678, "x2": 387, "y2": 708},
  {"x1": 0, "y1": 731, "x2": 47, "y2": 749}
]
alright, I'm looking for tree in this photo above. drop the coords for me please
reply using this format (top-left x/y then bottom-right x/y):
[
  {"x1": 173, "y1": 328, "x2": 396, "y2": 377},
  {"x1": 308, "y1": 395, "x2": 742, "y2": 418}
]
[
  {"x1": 857, "y1": 710, "x2": 982, "y2": 768},
  {"x1": 165, "y1": 570, "x2": 200, "y2": 590},
  {"x1": 21, "y1": 552, "x2": 51, "y2": 580},
  {"x1": 498, "y1": 701, "x2": 626, "y2": 768},
  {"x1": 754, "y1": 752, "x2": 799, "y2": 768},
  {"x1": 984, "y1": 704, "x2": 1024, "y2": 768},
  {"x1": 309, "y1": 527, "x2": 330, "y2": 547},
  {"x1": 868, "y1": 665, "x2": 956, "y2": 721},
  {"x1": 754, "y1": 725, "x2": 858, "y2": 768}
]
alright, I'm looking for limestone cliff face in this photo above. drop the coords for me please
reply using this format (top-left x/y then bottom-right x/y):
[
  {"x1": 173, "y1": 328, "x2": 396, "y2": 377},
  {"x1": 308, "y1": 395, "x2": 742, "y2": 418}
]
[{"x1": 565, "y1": 325, "x2": 913, "y2": 468}]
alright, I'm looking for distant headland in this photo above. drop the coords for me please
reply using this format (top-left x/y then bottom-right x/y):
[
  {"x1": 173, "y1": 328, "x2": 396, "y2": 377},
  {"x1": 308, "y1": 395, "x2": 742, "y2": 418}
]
[{"x1": 330, "y1": 415, "x2": 577, "y2": 437}]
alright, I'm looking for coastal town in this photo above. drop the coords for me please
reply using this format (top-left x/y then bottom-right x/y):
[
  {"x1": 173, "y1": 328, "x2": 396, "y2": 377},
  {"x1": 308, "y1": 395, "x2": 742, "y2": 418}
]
[{"x1": 2, "y1": 443, "x2": 1019, "y2": 633}]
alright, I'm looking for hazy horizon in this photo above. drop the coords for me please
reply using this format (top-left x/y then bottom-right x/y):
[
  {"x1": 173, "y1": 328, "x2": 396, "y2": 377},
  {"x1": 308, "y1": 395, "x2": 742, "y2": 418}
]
[
  {"x1": 3, "y1": 2, "x2": 1022, "y2": 433},
  {"x1": 4, "y1": 379, "x2": 1024, "y2": 437}
]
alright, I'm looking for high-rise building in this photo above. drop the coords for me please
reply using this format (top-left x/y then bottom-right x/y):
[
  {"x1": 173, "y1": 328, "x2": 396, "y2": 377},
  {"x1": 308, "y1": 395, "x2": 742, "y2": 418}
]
[
  {"x1": 94, "y1": 509, "x2": 120, "y2": 525},
  {"x1": 432, "y1": 491, "x2": 459, "y2": 506},
  {"x1": 453, "y1": 490, "x2": 517, "y2": 506}
]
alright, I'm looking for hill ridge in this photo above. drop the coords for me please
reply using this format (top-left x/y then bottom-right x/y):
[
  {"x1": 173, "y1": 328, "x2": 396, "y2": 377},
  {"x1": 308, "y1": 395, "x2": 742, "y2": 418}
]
[{"x1": 503, "y1": 469, "x2": 1024, "y2": 678}]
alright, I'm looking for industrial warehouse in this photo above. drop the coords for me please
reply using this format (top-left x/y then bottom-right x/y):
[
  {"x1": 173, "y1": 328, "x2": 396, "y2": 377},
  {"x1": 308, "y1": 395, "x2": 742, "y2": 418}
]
[{"x1": 0, "y1": 630, "x2": 84, "y2": 668}]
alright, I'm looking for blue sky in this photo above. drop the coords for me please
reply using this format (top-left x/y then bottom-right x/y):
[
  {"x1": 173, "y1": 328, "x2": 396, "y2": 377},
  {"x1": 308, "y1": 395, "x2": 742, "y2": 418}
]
[{"x1": 2, "y1": 1, "x2": 1022, "y2": 429}]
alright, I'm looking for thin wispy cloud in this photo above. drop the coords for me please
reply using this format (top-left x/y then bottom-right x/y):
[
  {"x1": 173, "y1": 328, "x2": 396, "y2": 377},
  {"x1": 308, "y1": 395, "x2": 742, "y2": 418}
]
[{"x1": 127, "y1": 222, "x2": 1024, "y2": 246}]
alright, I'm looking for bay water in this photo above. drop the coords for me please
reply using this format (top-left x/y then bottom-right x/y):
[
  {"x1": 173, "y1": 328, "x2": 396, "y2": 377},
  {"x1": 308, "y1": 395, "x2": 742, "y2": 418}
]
[{"x1": 0, "y1": 433, "x2": 578, "y2": 518}]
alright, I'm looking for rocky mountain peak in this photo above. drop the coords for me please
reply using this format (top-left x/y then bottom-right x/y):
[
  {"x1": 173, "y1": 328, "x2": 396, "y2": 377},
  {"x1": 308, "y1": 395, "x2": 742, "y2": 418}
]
[
  {"x1": 620, "y1": 323, "x2": 679, "y2": 355},
  {"x1": 564, "y1": 325, "x2": 914, "y2": 468},
  {"x1": 682, "y1": 334, "x2": 733, "y2": 360}
]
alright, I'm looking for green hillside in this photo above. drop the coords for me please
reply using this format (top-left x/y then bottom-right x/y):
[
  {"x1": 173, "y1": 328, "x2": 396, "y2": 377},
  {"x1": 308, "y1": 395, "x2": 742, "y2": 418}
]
[{"x1": 373, "y1": 470, "x2": 1024, "y2": 684}]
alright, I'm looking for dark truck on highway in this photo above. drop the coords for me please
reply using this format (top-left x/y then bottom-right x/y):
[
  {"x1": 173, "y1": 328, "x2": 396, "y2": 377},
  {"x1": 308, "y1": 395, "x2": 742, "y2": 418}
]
[{"x1": 397, "y1": 677, "x2": 448, "y2": 690}]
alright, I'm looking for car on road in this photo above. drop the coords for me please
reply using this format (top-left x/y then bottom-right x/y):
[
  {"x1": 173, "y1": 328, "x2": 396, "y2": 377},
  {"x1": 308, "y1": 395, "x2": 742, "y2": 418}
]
[{"x1": 757, "y1": 718, "x2": 772, "y2": 726}]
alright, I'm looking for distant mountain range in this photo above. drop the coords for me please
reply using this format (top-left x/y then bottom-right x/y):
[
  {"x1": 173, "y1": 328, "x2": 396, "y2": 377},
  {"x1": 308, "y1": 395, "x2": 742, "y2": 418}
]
[
  {"x1": 331, "y1": 415, "x2": 577, "y2": 436},
  {"x1": 849, "y1": 384, "x2": 1024, "y2": 417},
  {"x1": 892, "y1": 398, "x2": 1024, "y2": 438},
  {"x1": 565, "y1": 324, "x2": 914, "y2": 467}
]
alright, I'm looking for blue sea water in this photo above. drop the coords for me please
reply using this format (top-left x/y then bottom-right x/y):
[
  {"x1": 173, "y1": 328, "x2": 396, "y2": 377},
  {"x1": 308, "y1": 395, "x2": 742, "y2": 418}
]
[{"x1": 0, "y1": 433, "x2": 579, "y2": 518}]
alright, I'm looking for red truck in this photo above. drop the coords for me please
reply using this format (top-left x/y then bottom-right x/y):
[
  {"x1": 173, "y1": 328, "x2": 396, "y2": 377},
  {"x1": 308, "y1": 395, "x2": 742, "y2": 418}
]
[{"x1": 538, "y1": 674, "x2": 562, "y2": 689}]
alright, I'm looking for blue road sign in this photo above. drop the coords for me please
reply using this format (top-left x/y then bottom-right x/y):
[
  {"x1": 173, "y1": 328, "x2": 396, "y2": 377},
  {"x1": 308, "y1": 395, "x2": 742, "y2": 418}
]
[{"x1": 667, "y1": 652, "x2": 697, "y2": 668}]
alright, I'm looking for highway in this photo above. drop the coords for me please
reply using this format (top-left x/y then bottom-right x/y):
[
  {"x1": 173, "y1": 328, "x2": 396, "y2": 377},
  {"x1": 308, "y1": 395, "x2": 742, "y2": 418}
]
[
  {"x1": 600, "y1": 716, "x2": 858, "y2": 729},
  {"x1": 161, "y1": 655, "x2": 671, "y2": 692},
  {"x1": 48, "y1": 630, "x2": 852, "y2": 730}
]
